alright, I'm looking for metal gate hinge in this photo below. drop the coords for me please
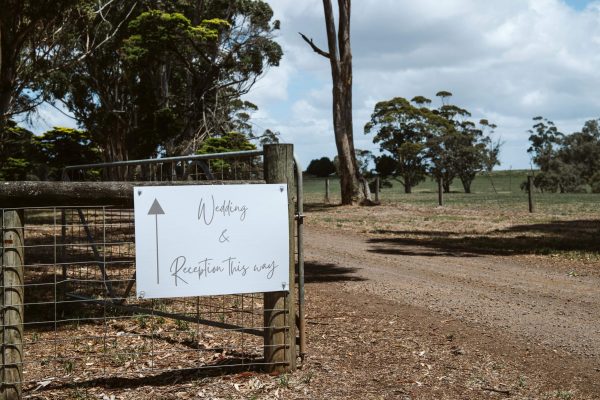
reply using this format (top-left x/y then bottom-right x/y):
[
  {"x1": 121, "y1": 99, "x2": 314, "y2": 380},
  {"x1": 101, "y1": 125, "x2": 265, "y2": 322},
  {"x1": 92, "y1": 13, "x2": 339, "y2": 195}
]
[{"x1": 295, "y1": 213, "x2": 305, "y2": 223}]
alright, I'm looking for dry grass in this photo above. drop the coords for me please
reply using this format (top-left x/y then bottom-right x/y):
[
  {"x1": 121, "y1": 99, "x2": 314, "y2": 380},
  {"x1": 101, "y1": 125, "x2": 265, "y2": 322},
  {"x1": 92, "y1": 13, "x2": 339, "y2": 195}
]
[{"x1": 304, "y1": 200, "x2": 600, "y2": 276}]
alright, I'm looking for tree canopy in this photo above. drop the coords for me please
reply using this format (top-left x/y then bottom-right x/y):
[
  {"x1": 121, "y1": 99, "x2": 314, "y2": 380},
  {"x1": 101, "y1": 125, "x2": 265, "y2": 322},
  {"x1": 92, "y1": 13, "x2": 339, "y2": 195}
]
[
  {"x1": 0, "y1": 0, "x2": 131, "y2": 125},
  {"x1": 306, "y1": 157, "x2": 336, "y2": 177},
  {"x1": 0, "y1": 0, "x2": 280, "y2": 179},
  {"x1": 0, "y1": 122, "x2": 101, "y2": 180},
  {"x1": 528, "y1": 117, "x2": 600, "y2": 193},
  {"x1": 365, "y1": 92, "x2": 500, "y2": 193}
]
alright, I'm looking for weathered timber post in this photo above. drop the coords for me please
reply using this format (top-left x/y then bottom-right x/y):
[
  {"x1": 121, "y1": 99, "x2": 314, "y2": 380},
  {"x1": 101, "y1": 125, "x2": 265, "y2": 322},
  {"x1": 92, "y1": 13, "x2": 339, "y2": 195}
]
[
  {"x1": 438, "y1": 178, "x2": 444, "y2": 207},
  {"x1": 263, "y1": 144, "x2": 297, "y2": 372},
  {"x1": 325, "y1": 178, "x2": 330, "y2": 203},
  {"x1": 374, "y1": 177, "x2": 380, "y2": 203},
  {"x1": 1, "y1": 210, "x2": 24, "y2": 400},
  {"x1": 528, "y1": 175, "x2": 535, "y2": 213}
]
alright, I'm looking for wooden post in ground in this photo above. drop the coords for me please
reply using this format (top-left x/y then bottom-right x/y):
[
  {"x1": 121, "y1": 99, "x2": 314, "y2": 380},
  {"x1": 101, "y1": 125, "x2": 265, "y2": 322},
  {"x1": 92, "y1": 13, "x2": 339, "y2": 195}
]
[
  {"x1": 1, "y1": 210, "x2": 24, "y2": 400},
  {"x1": 374, "y1": 177, "x2": 380, "y2": 203},
  {"x1": 528, "y1": 175, "x2": 535, "y2": 213},
  {"x1": 438, "y1": 178, "x2": 444, "y2": 206},
  {"x1": 263, "y1": 144, "x2": 297, "y2": 372},
  {"x1": 325, "y1": 178, "x2": 330, "y2": 203}
]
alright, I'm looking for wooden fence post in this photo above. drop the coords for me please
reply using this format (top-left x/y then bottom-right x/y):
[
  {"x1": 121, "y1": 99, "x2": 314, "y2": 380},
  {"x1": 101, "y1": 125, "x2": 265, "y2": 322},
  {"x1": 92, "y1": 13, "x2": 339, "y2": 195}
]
[
  {"x1": 263, "y1": 144, "x2": 297, "y2": 372},
  {"x1": 1, "y1": 210, "x2": 24, "y2": 400},
  {"x1": 374, "y1": 177, "x2": 380, "y2": 203},
  {"x1": 528, "y1": 175, "x2": 535, "y2": 213},
  {"x1": 325, "y1": 178, "x2": 330, "y2": 203},
  {"x1": 438, "y1": 178, "x2": 444, "y2": 207}
]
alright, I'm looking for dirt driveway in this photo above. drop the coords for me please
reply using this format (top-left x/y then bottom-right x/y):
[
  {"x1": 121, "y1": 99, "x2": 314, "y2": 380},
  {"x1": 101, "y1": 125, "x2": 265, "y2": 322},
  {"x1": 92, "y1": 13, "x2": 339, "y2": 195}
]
[
  {"x1": 302, "y1": 225, "x2": 600, "y2": 399},
  {"x1": 31, "y1": 214, "x2": 600, "y2": 399}
]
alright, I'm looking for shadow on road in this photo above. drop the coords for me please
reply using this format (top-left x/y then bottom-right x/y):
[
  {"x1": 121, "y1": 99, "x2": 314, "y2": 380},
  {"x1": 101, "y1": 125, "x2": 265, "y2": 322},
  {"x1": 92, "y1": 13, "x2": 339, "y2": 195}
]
[
  {"x1": 303, "y1": 261, "x2": 365, "y2": 283},
  {"x1": 35, "y1": 358, "x2": 264, "y2": 393},
  {"x1": 368, "y1": 219, "x2": 600, "y2": 257}
]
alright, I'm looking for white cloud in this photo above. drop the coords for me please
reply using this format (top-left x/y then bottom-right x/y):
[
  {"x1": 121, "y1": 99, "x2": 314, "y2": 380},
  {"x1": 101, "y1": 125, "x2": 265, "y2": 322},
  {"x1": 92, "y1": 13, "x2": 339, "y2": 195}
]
[
  {"x1": 19, "y1": 102, "x2": 78, "y2": 134},
  {"x1": 244, "y1": 0, "x2": 600, "y2": 169},
  {"x1": 248, "y1": 62, "x2": 292, "y2": 104},
  {"x1": 20, "y1": 0, "x2": 600, "y2": 170}
]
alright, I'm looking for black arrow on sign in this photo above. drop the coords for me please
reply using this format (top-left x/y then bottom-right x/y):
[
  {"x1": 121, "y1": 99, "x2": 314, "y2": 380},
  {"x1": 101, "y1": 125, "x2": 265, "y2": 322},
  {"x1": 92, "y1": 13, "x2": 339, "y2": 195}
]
[{"x1": 148, "y1": 198, "x2": 165, "y2": 284}]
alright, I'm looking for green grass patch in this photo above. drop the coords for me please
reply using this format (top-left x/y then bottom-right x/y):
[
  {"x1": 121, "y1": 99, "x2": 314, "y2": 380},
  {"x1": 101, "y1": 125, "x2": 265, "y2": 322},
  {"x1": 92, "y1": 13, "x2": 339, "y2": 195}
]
[{"x1": 304, "y1": 171, "x2": 600, "y2": 217}]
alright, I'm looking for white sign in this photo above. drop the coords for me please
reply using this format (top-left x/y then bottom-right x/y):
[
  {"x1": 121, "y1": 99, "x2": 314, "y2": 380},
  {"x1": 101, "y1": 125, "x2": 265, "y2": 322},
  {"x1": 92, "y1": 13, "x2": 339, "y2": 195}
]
[{"x1": 133, "y1": 184, "x2": 290, "y2": 299}]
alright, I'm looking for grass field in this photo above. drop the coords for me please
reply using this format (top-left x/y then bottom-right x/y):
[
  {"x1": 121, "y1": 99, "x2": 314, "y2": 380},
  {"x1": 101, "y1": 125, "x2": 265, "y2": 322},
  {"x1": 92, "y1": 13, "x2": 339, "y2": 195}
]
[
  {"x1": 302, "y1": 170, "x2": 600, "y2": 266},
  {"x1": 303, "y1": 170, "x2": 600, "y2": 217}
]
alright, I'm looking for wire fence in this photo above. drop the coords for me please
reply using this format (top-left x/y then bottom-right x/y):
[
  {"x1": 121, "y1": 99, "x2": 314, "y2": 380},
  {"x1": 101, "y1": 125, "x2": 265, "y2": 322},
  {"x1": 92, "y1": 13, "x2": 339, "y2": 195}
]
[{"x1": 1, "y1": 146, "x2": 303, "y2": 398}]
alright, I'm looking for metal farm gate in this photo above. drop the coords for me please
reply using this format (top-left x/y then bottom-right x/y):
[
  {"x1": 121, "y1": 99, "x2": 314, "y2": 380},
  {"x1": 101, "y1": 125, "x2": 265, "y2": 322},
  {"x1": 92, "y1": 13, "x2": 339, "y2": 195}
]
[{"x1": 0, "y1": 144, "x2": 305, "y2": 399}]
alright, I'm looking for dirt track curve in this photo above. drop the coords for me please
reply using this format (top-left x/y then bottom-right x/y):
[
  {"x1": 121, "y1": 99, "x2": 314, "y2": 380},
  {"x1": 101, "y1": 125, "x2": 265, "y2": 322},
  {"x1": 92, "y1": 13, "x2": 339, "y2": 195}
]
[{"x1": 304, "y1": 225, "x2": 600, "y2": 361}]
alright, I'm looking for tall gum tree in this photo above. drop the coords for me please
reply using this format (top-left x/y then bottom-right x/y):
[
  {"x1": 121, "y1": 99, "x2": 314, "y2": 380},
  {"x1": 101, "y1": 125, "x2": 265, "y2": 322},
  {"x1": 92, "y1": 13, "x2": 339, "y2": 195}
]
[{"x1": 300, "y1": 0, "x2": 371, "y2": 205}]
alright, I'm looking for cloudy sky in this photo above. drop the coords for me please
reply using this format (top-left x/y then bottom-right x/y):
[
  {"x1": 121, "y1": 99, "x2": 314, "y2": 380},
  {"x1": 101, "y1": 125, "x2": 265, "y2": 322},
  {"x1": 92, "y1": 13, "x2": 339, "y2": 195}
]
[
  {"x1": 244, "y1": 0, "x2": 600, "y2": 170},
  {"x1": 29, "y1": 0, "x2": 600, "y2": 170}
]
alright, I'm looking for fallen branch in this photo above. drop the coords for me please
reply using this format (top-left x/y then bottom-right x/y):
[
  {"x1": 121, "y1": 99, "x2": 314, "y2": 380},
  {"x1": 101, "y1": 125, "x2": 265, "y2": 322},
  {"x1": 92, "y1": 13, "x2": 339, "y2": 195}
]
[{"x1": 482, "y1": 386, "x2": 511, "y2": 396}]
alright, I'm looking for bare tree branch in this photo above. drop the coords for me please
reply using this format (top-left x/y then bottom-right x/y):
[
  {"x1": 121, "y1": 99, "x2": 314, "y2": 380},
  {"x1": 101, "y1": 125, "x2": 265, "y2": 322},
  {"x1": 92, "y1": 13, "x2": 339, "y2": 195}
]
[{"x1": 298, "y1": 32, "x2": 330, "y2": 59}]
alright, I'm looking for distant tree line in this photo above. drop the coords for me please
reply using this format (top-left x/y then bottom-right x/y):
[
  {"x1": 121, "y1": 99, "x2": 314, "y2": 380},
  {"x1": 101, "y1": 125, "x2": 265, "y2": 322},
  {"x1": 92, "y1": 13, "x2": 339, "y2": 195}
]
[
  {"x1": 306, "y1": 157, "x2": 336, "y2": 177},
  {"x1": 528, "y1": 117, "x2": 600, "y2": 193},
  {"x1": 306, "y1": 91, "x2": 501, "y2": 194},
  {"x1": 0, "y1": 122, "x2": 100, "y2": 180}
]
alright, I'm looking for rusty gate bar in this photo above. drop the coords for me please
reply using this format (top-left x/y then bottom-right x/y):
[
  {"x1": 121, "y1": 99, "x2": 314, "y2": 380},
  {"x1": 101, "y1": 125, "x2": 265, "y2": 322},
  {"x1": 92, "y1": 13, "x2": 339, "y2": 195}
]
[
  {"x1": 75, "y1": 209, "x2": 115, "y2": 299},
  {"x1": 293, "y1": 155, "x2": 306, "y2": 361},
  {"x1": 61, "y1": 149, "x2": 265, "y2": 181},
  {"x1": 66, "y1": 293, "x2": 264, "y2": 336},
  {"x1": 0, "y1": 181, "x2": 262, "y2": 208}
]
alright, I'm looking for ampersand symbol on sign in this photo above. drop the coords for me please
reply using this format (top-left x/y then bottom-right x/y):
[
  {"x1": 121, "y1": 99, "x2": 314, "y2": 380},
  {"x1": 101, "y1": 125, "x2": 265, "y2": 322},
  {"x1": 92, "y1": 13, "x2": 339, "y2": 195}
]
[{"x1": 219, "y1": 229, "x2": 230, "y2": 243}]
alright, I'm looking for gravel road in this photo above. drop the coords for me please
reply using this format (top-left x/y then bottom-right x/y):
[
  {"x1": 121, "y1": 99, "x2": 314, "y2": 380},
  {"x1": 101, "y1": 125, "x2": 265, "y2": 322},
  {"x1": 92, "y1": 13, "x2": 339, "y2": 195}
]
[{"x1": 304, "y1": 225, "x2": 600, "y2": 360}]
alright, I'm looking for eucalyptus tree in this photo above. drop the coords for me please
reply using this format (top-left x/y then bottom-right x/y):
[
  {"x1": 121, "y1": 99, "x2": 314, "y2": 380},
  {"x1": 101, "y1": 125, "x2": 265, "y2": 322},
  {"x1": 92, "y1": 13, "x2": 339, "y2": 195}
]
[
  {"x1": 559, "y1": 119, "x2": 600, "y2": 184},
  {"x1": 480, "y1": 119, "x2": 501, "y2": 173},
  {"x1": 527, "y1": 116, "x2": 563, "y2": 172},
  {"x1": 125, "y1": 1, "x2": 282, "y2": 154},
  {"x1": 34, "y1": 127, "x2": 101, "y2": 180},
  {"x1": 54, "y1": 0, "x2": 282, "y2": 165},
  {"x1": 527, "y1": 117, "x2": 598, "y2": 193},
  {"x1": 300, "y1": 0, "x2": 371, "y2": 205},
  {"x1": 364, "y1": 97, "x2": 437, "y2": 193},
  {"x1": 426, "y1": 91, "x2": 471, "y2": 192},
  {"x1": 0, "y1": 121, "x2": 36, "y2": 179},
  {"x1": 306, "y1": 157, "x2": 336, "y2": 177},
  {"x1": 366, "y1": 91, "x2": 499, "y2": 193},
  {"x1": 427, "y1": 91, "x2": 499, "y2": 193},
  {"x1": 52, "y1": 0, "x2": 145, "y2": 165}
]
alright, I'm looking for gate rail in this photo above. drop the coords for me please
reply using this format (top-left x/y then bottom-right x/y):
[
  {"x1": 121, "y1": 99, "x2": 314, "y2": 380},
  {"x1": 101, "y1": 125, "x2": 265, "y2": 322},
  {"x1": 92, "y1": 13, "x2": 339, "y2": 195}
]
[{"x1": 61, "y1": 150, "x2": 265, "y2": 182}]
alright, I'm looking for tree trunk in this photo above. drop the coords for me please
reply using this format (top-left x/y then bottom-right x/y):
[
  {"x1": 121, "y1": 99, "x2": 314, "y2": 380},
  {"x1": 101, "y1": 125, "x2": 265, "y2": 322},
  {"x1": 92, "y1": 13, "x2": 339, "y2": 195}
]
[
  {"x1": 0, "y1": 31, "x2": 17, "y2": 122},
  {"x1": 0, "y1": 85, "x2": 12, "y2": 123},
  {"x1": 333, "y1": 81, "x2": 364, "y2": 204},
  {"x1": 404, "y1": 183, "x2": 412, "y2": 194},
  {"x1": 102, "y1": 126, "x2": 129, "y2": 180},
  {"x1": 301, "y1": 0, "x2": 370, "y2": 205},
  {"x1": 461, "y1": 178, "x2": 472, "y2": 194},
  {"x1": 443, "y1": 180, "x2": 451, "y2": 193}
]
